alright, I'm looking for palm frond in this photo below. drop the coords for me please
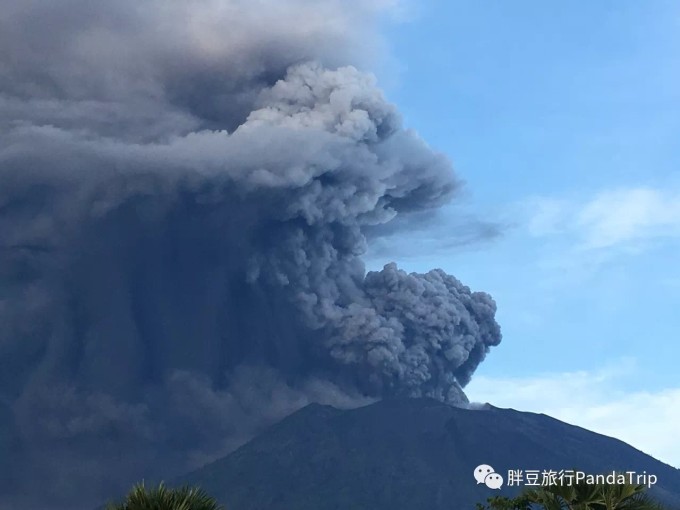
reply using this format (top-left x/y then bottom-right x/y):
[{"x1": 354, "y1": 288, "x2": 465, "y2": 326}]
[{"x1": 105, "y1": 481, "x2": 223, "y2": 510}]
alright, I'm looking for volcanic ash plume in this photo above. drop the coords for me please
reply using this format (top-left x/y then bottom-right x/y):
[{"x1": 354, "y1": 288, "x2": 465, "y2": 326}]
[{"x1": 0, "y1": 0, "x2": 501, "y2": 508}]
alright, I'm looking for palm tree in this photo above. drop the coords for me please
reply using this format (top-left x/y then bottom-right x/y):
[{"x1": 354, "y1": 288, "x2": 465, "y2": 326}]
[
  {"x1": 523, "y1": 477, "x2": 605, "y2": 509},
  {"x1": 105, "y1": 481, "x2": 223, "y2": 510},
  {"x1": 595, "y1": 481, "x2": 665, "y2": 510},
  {"x1": 478, "y1": 476, "x2": 666, "y2": 510},
  {"x1": 536, "y1": 476, "x2": 664, "y2": 510}
]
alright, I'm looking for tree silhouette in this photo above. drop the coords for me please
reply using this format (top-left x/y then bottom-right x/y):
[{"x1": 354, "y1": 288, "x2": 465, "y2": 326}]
[{"x1": 105, "y1": 482, "x2": 223, "y2": 510}]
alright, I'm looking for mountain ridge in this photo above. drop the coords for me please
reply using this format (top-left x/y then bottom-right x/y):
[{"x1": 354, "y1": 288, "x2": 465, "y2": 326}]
[{"x1": 170, "y1": 398, "x2": 680, "y2": 509}]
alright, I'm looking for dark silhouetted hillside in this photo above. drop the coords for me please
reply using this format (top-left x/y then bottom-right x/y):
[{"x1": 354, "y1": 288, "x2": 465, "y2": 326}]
[{"x1": 174, "y1": 398, "x2": 680, "y2": 510}]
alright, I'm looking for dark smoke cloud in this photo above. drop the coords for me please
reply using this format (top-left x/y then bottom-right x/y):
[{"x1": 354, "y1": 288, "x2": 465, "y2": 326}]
[
  {"x1": 0, "y1": 1, "x2": 501, "y2": 508},
  {"x1": 364, "y1": 207, "x2": 504, "y2": 262}
]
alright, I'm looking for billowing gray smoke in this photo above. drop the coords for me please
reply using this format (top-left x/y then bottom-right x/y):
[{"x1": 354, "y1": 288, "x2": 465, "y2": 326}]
[{"x1": 0, "y1": 1, "x2": 501, "y2": 508}]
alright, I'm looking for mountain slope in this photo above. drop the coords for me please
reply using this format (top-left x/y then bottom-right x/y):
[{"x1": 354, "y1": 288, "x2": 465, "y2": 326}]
[{"x1": 175, "y1": 398, "x2": 680, "y2": 509}]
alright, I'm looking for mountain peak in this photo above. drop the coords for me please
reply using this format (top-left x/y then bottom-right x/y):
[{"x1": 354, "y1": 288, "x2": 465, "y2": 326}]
[{"x1": 174, "y1": 398, "x2": 680, "y2": 509}]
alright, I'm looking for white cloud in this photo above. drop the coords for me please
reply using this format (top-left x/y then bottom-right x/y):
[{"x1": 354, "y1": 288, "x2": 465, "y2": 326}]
[
  {"x1": 524, "y1": 186, "x2": 680, "y2": 251},
  {"x1": 516, "y1": 186, "x2": 680, "y2": 288},
  {"x1": 465, "y1": 361, "x2": 680, "y2": 468},
  {"x1": 577, "y1": 187, "x2": 680, "y2": 249}
]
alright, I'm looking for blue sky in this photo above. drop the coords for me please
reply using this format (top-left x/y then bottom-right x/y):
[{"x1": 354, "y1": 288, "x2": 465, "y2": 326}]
[{"x1": 366, "y1": 1, "x2": 680, "y2": 466}]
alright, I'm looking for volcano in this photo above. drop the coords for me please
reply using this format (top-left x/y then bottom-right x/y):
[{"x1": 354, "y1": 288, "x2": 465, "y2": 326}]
[{"x1": 170, "y1": 398, "x2": 680, "y2": 510}]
